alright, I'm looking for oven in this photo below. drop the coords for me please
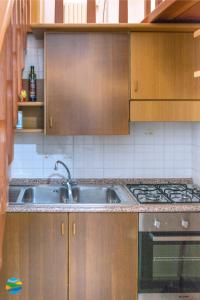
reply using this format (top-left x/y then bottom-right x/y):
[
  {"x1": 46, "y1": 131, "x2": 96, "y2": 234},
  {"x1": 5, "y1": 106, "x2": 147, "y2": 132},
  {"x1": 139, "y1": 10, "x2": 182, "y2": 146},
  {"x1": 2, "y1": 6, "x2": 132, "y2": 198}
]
[{"x1": 139, "y1": 213, "x2": 200, "y2": 300}]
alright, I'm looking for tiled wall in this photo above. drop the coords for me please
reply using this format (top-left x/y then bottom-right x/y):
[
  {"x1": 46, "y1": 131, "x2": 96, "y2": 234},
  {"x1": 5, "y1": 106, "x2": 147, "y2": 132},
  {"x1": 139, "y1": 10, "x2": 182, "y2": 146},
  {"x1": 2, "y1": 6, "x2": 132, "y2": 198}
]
[
  {"x1": 11, "y1": 122, "x2": 192, "y2": 179},
  {"x1": 22, "y1": 35, "x2": 44, "y2": 79},
  {"x1": 192, "y1": 123, "x2": 200, "y2": 185}
]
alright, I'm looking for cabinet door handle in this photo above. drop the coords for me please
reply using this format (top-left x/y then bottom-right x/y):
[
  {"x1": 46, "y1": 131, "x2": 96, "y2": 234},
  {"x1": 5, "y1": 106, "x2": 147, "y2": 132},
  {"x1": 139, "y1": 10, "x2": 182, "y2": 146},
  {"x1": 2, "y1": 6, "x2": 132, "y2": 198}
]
[
  {"x1": 49, "y1": 116, "x2": 53, "y2": 128},
  {"x1": 61, "y1": 222, "x2": 65, "y2": 236},
  {"x1": 134, "y1": 80, "x2": 138, "y2": 93},
  {"x1": 72, "y1": 222, "x2": 76, "y2": 236}
]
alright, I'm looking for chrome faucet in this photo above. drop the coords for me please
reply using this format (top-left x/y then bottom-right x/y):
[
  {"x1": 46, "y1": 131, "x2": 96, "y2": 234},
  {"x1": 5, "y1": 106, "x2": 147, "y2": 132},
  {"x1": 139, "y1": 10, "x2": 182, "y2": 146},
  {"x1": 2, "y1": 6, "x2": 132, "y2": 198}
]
[{"x1": 54, "y1": 160, "x2": 73, "y2": 203}]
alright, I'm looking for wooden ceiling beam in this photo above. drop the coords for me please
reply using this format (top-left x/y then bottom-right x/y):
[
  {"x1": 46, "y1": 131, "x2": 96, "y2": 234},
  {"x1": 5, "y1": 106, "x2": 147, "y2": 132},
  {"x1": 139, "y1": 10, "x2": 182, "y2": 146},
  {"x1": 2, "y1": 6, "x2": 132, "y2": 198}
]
[
  {"x1": 142, "y1": 0, "x2": 200, "y2": 23},
  {"x1": 155, "y1": 0, "x2": 162, "y2": 7}
]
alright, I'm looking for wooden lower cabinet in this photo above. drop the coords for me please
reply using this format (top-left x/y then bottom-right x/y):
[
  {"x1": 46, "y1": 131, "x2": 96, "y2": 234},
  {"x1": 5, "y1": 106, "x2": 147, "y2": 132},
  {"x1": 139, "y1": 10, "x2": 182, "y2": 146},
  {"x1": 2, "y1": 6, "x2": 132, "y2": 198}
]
[
  {"x1": 0, "y1": 212, "x2": 138, "y2": 300},
  {"x1": 69, "y1": 213, "x2": 138, "y2": 300},
  {"x1": 0, "y1": 213, "x2": 69, "y2": 300},
  {"x1": 130, "y1": 100, "x2": 200, "y2": 121}
]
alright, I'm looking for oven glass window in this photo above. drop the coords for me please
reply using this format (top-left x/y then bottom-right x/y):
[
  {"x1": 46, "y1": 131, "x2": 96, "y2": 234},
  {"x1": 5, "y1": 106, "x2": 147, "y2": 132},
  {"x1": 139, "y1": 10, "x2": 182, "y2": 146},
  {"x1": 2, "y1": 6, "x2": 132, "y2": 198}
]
[{"x1": 139, "y1": 232, "x2": 200, "y2": 293}]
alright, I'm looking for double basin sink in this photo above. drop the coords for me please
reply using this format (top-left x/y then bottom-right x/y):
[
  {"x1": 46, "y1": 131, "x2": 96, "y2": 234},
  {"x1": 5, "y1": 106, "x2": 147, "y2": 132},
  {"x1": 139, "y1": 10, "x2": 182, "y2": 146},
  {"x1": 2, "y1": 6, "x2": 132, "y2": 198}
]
[{"x1": 9, "y1": 184, "x2": 134, "y2": 205}]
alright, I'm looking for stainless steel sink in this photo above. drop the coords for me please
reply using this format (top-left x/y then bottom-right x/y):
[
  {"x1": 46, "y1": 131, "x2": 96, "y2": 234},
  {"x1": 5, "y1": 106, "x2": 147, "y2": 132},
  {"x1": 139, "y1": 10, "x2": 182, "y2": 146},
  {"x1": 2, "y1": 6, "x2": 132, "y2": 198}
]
[
  {"x1": 9, "y1": 185, "x2": 68, "y2": 204},
  {"x1": 8, "y1": 186, "x2": 24, "y2": 203},
  {"x1": 70, "y1": 185, "x2": 121, "y2": 204},
  {"x1": 22, "y1": 186, "x2": 68, "y2": 204},
  {"x1": 9, "y1": 184, "x2": 135, "y2": 205}
]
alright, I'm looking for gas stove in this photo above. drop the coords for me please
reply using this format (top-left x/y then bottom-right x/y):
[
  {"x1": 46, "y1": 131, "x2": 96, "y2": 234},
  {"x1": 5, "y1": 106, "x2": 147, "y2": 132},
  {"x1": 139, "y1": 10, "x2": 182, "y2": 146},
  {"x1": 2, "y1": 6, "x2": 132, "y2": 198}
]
[{"x1": 126, "y1": 183, "x2": 200, "y2": 204}]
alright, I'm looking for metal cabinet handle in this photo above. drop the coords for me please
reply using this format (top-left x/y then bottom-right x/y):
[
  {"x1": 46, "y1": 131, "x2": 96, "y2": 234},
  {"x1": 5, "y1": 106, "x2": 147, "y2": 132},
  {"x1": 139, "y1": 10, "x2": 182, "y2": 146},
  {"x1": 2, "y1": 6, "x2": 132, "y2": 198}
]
[
  {"x1": 49, "y1": 116, "x2": 53, "y2": 128},
  {"x1": 134, "y1": 80, "x2": 138, "y2": 92},
  {"x1": 61, "y1": 222, "x2": 65, "y2": 236},
  {"x1": 72, "y1": 222, "x2": 76, "y2": 236},
  {"x1": 153, "y1": 236, "x2": 200, "y2": 242}
]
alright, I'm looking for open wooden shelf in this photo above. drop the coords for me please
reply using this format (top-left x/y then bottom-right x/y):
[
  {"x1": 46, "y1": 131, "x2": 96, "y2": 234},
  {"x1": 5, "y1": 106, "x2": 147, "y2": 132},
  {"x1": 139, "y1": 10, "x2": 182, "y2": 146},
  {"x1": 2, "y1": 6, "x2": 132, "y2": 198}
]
[
  {"x1": 31, "y1": 23, "x2": 200, "y2": 38},
  {"x1": 15, "y1": 128, "x2": 44, "y2": 133},
  {"x1": 17, "y1": 101, "x2": 44, "y2": 107}
]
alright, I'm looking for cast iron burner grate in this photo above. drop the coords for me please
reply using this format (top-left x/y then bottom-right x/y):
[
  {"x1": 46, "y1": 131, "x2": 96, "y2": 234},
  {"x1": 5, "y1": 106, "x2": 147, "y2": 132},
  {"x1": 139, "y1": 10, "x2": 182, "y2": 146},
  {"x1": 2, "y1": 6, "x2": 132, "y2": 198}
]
[{"x1": 127, "y1": 184, "x2": 200, "y2": 204}]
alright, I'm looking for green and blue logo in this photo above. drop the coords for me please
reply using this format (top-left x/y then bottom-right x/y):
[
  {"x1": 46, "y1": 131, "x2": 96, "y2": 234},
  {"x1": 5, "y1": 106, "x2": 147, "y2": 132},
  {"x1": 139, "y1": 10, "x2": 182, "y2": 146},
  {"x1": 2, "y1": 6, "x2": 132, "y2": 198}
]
[{"x1": 5, "y1": 277, "x2": 23, "y2": 295}]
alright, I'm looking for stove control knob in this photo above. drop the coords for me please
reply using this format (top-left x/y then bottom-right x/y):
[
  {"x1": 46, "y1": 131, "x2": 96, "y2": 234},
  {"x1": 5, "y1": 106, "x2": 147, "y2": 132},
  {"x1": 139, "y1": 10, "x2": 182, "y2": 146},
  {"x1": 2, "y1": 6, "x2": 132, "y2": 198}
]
[
  {"x1": 154, "y1": 219, "x2": 161, "y2": 229},
  {"x1": 181, "y1": 220, "x2": 189, "y2": 229}
]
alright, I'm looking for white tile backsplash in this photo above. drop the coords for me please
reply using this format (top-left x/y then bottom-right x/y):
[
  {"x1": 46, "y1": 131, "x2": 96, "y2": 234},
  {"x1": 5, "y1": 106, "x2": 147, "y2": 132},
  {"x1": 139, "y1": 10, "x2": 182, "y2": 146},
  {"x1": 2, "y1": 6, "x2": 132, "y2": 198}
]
[
  {"x1": 192, "y1": 123, "x2": 200, "y2": 185},
  {"x1": 11, "y1": 122, "x2": 193, "y2": 179}
]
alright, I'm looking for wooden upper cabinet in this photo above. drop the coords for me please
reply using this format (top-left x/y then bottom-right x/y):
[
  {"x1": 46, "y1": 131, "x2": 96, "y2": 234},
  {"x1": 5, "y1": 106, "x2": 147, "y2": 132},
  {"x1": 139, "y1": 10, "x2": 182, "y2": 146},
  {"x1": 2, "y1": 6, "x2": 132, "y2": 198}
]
[
  {"x1": 69, "y1": 213, "x2": 138, "y2": 300},
  {"x1": 194, "y1": 32, "x2": 200, "y2": 78},
  {"x1": 45, "y1": 32, "x2": 129, "y2": 135},
  {"x1": 131, "y1": 32, "x2": 199, "y2": 100}
]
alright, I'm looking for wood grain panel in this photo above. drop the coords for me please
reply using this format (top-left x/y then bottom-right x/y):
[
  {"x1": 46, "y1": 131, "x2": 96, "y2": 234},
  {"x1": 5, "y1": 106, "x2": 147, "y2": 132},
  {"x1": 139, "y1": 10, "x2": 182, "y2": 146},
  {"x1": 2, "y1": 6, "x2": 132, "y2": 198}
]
[
  {"x1": 0, "y1": 213, "x2": 69, "y2": 300},
  {"x1": 142, "y1": 0, "x2": 200, "y2": 23},
  {"x1": 69, "y1": 213, "x2": 138, "y2": 300},
  {"x1": 30, "y1": 0, "x2": 40, "y2": 23},
  {"x1": 55, "y1": 0, "x2": 64, "y2": 23},
  {"x1": 0, "y1": 0, "x2": 15, "y2": 53},
  {"x1": 6, "y1": 24, "x2": 14, "y2": 164},
  {"x1": 144, "y1": 0, "x2": 151, "y2": 17},
  {"x1": 0, "y1": 213, "x2": 6, "y2": 270},
  {"x1": 45, "y1": 32, "x2": 129, "y2": 135},
  {"x1": 130, "y1": 100, "x2": 200, "y2": 121},
  {"x1": 87, "y1": 0, "x2": 96, "y2": 23},
  {"x1": 131, "y1": 32, "x2": 199, "y2": 100},
  {"x1": 155, "y1": 0, "x2": 162, "y2": 7},
  {"x1": 0, "y1": 121, "x2": 7, "y2": 213},
  {"x1": 119, "y1": 0, "x2": 128, "y2": 23},
  {"x1": 0, "y1": 0, "x2": 31, "y2": 271}
]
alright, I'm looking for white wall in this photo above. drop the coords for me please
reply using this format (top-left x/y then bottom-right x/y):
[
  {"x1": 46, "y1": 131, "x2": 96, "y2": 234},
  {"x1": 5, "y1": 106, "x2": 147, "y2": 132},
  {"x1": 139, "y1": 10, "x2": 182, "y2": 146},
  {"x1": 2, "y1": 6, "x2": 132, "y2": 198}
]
[
  {"x1": 11, "y1": 122, "x2": 192, "y2": 179},
  {"x1": 42, "y1": 0, "x2": 145, "y2": 23},
  {"x1": 192, "y1": 124, "x2": 200, "y2": 185}
]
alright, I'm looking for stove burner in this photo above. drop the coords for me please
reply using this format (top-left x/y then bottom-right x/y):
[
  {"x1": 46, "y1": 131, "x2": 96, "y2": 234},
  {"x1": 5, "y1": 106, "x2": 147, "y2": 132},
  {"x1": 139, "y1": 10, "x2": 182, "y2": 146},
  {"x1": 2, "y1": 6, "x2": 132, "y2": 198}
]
[{"x1": 127, "y1": 184, "x2": 200, "y2": 204}]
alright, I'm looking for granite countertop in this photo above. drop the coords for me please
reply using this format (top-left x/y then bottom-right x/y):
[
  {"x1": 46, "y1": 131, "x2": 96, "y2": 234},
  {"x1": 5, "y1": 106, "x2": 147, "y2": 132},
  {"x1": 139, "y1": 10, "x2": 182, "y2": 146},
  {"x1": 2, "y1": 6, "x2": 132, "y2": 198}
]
[{"x1": 7, "y1": 178, "x2": 200, "y2": 213}]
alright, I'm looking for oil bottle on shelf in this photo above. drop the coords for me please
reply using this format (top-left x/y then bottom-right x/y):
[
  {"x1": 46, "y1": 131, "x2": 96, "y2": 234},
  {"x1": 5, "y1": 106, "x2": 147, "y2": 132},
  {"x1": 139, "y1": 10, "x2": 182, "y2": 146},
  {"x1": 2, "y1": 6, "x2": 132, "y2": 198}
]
[{"x1": 29, "y1": 65, "x2": 37, "y2": 101}]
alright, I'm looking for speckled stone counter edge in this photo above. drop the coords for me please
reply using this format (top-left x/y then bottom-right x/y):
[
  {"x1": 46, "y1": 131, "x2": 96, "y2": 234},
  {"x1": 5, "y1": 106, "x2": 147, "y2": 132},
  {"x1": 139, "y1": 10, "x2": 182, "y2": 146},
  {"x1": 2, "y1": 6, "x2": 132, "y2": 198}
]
[
  {"x1": 10, "y1": 177, "x2": 193, "y2": 186},
  {"x1": 7, "y1": 203, "x2": 200, "y2": 213},
  {"x1": 8, "y1": 177, "x2": 200, "y2": 213}
]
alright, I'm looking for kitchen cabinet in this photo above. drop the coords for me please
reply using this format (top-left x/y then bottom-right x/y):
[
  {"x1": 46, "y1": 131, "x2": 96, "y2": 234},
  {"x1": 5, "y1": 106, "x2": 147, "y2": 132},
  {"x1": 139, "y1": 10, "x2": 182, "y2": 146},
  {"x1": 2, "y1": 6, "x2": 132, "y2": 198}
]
[
  {"x1": 194, "y1": 29, "x2": 200, "y2": 78},
  {"x1": 45, "y1": 32, "x2": 129, "y2": 135},
  {"x1": 131, "y1": 32, "x2": 199, "y2": 100},
  {"x1": 0, "y1": 212, "x2": 138, "y2": 300},
  {"x1": 0, "y1": 213, "x2": 68, "y2": 300},
  {"x1": 130, "y1": 100, "x2": 200, "y2": 121},
  {"x1": 69, "y1": 213, "x2": 138, "y2": 300}
]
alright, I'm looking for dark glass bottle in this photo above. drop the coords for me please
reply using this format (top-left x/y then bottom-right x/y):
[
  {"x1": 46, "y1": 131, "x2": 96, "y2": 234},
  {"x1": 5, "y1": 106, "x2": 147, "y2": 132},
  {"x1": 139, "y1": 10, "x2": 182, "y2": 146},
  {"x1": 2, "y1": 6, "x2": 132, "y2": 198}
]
[{"x1": 29, "y1": 66, "x2": 37, "y2": 101}]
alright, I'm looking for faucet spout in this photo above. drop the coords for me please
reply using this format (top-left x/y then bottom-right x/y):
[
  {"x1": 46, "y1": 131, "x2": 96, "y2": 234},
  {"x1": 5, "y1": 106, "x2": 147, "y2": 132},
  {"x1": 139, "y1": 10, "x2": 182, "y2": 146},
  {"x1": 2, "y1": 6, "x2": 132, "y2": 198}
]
[
  {"x1": 54, "y1": 160, "x2": 73, "y2": 203},
  {"x1": 54, "y1": 160, "x2": 72, "y2": 181}
]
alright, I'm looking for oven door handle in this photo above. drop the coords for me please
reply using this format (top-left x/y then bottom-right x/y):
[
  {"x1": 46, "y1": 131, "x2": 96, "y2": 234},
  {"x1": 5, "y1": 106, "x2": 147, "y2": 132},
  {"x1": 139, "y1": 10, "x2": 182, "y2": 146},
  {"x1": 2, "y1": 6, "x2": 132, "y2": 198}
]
[{"x1": 152, "y1": 235, "x2": 200, "y2": 242}]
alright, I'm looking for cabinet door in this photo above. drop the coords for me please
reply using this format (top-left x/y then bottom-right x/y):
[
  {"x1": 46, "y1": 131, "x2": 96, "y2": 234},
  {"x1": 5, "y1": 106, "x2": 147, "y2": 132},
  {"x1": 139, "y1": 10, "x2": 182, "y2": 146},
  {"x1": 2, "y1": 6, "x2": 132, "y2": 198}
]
[
  {"x1": 45, "y1": 32, "x2": 129, "y2": 135},
  {"x1": 131, "y1": 32, "x2": 198, "y2": 100},
  {"x1": 130, "y1": 100, "x2": 200, "y2": 121},
  {"x1": 69, "y1": 213, "x2": 138, "y2": 300},
  {"x1": 0, "y1": 213, "x2": 68, "y2": 300}
]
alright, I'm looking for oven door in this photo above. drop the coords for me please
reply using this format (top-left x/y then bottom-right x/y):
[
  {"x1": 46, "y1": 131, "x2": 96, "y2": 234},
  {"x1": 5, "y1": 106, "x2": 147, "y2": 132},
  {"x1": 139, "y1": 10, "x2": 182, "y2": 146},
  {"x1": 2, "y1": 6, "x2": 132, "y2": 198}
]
[{"x1": 139, "y1": 232, "x2": 200, "y2": 298}]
